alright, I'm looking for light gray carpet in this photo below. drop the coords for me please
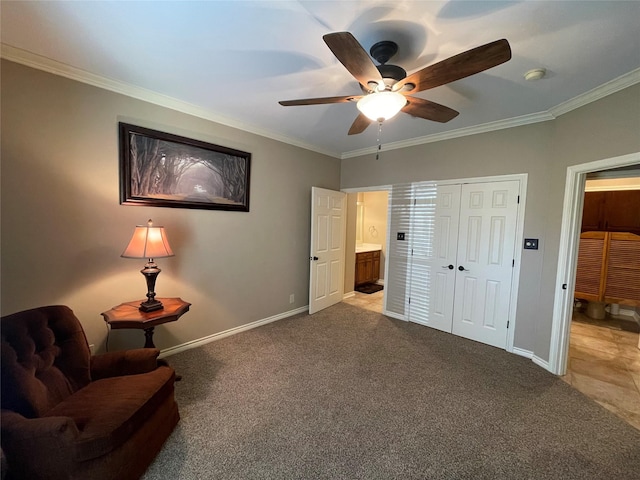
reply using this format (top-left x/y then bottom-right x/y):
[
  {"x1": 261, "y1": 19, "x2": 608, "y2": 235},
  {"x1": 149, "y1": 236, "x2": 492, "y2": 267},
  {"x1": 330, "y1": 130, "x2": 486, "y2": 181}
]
[{"x1": 143, "y1": 303, "x2": 640, "y2": 479}]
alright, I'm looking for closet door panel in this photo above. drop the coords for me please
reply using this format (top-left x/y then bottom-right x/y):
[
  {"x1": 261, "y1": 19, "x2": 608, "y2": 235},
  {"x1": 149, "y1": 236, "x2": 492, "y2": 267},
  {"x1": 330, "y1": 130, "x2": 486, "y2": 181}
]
[
  {"x1": 424, "y1": 184, "x2": 461, "y2": 331},
  {"x1": 452, "y1": 181, "x2": 519, "y2": 349},
  {"x1": 406, "y1": 184, "x2": 461, "y2": 332}
]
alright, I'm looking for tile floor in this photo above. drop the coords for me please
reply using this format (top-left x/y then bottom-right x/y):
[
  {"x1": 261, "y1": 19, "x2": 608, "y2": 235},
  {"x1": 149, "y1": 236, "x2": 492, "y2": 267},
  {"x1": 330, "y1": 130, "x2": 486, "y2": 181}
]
[
  {"x1": 343, "y1": 289, "x2": 384, "y2": 312},
  {"x1": 343, "y1": 291, "x2": 640, "y2": 430},
  {"x1": 561, "y1": 312, "x2": 640, "y2": 430}
]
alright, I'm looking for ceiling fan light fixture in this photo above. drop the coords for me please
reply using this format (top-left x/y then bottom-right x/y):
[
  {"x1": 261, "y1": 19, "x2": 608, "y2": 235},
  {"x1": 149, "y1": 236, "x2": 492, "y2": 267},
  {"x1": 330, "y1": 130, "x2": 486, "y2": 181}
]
[{"x1": 356, "y1": 91, "x2": 406, "y2": 122}]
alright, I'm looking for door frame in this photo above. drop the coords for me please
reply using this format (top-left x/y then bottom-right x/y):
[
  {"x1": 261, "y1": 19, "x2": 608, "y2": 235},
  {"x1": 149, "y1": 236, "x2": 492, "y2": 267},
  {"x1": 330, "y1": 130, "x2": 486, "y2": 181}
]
[
  {"x1": 548, "y1": 151, "x2": 640, "y2": 375},
  {"x1": 343, "y1": 173, "x2": 527, "y2": 355},
  {"x1": 342, "y1": 185, "x2": 392, "y2": 311}
]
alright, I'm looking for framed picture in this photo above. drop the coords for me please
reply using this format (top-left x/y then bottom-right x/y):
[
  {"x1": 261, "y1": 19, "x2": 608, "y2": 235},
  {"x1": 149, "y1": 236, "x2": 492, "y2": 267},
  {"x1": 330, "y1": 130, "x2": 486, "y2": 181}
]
[{"x1": 119, "y1": 123, "x2": 251, "y2": 211}]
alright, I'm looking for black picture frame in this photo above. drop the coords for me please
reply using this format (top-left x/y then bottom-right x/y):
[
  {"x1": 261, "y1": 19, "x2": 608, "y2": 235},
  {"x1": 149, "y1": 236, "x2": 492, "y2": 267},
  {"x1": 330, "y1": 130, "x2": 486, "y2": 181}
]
[{"x1": 119, "y1": 123, "x2": 251, "y2": 211}]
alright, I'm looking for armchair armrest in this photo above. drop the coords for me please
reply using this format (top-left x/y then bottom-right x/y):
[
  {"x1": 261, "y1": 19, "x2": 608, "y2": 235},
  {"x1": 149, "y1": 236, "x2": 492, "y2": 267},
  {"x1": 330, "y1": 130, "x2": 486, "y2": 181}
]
[
  {"x1": 1, "y1": 409, "x2": 79, "y2": 479},
  {"x1": 90, "y1": 348, "x2": 161, "y2": 380}
]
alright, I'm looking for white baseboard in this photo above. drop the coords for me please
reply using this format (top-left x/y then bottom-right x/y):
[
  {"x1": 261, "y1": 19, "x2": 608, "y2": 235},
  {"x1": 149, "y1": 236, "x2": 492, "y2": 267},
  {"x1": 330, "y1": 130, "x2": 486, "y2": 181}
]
[
  {"x1": 376, "y1": 279, "x2": 385, "y2": 286},
  {"x1": 159, "y1": 305, "x2": 308, "y2": 359},
  {"x1": 532, "y1": 354, "x2": 553, "y2": 374},
  {"x1": 511, "y1": 347, "x2": 533, "y2": 359},
  {"x1": 343, "y1": 291, "x2": 356, "y2": 299},
  {"x1": 383, "y1": 310, "x2": 406, "y2": 321}
]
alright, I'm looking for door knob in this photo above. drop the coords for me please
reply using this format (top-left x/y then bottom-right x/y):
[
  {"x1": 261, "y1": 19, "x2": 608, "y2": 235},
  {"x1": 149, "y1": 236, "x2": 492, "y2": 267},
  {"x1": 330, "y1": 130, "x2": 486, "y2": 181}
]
[
  {"x1": 310, "y1": 256, "x2": 319, "y2": 261},
  {"x1": 442, "y1": 264, "x2": 454, "y2": 270},
  {"x1": 458, "y1": 265, "x2": 469, "y2": 271}
]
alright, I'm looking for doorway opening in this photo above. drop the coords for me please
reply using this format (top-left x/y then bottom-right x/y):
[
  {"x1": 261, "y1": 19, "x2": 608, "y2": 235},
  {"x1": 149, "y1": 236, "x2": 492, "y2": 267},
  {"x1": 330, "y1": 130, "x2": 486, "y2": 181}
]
[
  {"x1": 573, "y1": 170, "x2": 640, "y2": 328},
  {"x1": 550, "y1": 152, "x2": 640, "y2": 378},
  {"x1": 561, "y1": 164, "x2": 640, "y2": 430},
  {"x1": 342, "y1": 187, "x2": 391, "y2": 314}
]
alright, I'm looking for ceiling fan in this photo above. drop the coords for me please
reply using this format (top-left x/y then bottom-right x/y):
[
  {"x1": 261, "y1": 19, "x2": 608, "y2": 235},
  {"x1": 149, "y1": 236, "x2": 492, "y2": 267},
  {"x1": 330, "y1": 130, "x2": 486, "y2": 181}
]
[{"x1": 279, "y1": 32, "x2": 511, "y2": 135}]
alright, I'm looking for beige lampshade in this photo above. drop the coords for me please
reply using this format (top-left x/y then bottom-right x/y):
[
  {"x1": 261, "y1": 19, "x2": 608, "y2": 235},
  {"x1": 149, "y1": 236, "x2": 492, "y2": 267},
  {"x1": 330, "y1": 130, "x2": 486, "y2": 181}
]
[{"x1": 121, "y1": 219, "x2": 174, "y2": 259}]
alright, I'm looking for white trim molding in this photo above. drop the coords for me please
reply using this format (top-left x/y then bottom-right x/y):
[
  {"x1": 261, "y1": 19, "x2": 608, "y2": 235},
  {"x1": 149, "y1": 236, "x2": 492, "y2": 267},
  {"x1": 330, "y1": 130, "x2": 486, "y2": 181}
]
[
  {"x1": 0, "y1": 44, "x2": 339, "y2": 159},
  {"x1": 158, "y1": 305, "x2": 308, "y2": 359},
  {"x1": 3, "y1": 43, "x2": 638, "y2": 161},
  {"x1": 342, "y1": 112, "x2": 556, "y2": 159},
  {"x1": 512, "y1": 347, "x2": 533, "y2": 359},
  {"x1": 342, "y1": 68, "x2": 640, "y2": 159},
  {"x1": 532, "y1": 355, "x2": 551, "y2": 372},
  {"x1": 549, "y1": 68, "x2": 640, "y2": 118},
  {"x1": 549, "y1": 152, "x2": 640, "y2": 376},
  {"x1": 383, "y1": 310, "x2": 407, "y2": 322}
]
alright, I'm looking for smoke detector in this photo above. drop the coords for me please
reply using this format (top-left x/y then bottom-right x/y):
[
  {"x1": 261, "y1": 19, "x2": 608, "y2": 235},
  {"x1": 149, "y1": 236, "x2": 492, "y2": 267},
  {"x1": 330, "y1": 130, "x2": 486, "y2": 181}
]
[{"x1": 524, "y1": 68, "x2": 546, "y2": 81}]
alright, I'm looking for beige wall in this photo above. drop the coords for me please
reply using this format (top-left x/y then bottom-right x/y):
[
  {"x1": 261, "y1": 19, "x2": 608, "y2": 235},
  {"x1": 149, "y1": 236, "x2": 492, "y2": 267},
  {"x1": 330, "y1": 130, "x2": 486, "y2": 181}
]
[
  {"x1": 3, "y1": 58, "x2": 638, "y2": 365},
  {"x1": 1, "y1": 60, "x2": 341, "y2": 352},
  {"x1": 341, "y1": 83, "x2": 640, "y2": 361},
  {"x1": 533, "y1": 83, "x2": 640, "y2": 359}
]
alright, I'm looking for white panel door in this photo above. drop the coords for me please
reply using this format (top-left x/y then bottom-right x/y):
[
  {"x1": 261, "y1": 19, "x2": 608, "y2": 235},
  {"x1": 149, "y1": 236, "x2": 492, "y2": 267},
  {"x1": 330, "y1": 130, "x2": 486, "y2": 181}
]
[
  {"x1": 309, "y1": 187, "x2": 346, "y2": 315},
  {"x1": 408, "y1": 184, "x2": 461, "y2": 332},
  {"x1": 426, "y1": 184, "x2": 462, "y2": 331},
  {"x1": 452, "y1": 181, "x2": 519, "y2": 348}
]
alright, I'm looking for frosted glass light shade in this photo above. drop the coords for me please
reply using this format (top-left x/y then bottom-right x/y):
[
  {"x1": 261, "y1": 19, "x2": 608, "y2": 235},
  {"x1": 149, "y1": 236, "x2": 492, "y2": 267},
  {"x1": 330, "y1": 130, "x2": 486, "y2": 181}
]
[
  {"x1": 121, "y1": 219, "x2": 174, "y2": 259},
  {"x1": 356, "y1": 91, "x2": 407, "y2": 121}
]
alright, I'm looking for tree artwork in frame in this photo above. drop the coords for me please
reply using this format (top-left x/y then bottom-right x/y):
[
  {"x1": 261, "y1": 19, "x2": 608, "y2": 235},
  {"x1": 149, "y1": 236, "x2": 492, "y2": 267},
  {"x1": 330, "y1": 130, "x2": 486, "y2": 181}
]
[{"x1": 119, "y1": 123, "x2": 251, "y2": 211}]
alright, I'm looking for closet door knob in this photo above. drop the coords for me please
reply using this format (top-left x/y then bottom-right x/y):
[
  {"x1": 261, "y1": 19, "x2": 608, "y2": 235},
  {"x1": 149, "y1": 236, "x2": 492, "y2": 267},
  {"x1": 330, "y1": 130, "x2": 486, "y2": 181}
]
[
  {"x1": 458, "y1": 265, "x2": 469, "y2": 272},
  {"x1": 442, "y1": 264, "x2": 454, "y2": 270}
]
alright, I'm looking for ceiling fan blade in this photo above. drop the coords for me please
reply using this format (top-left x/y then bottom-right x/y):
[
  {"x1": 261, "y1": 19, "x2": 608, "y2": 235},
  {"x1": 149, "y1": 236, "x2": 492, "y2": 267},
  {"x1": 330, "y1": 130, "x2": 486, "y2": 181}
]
[
  {"x1": 279, "y1": 95, "x2": 361, "y2": 106},
  {"x1": 348, "y1": 113, "x2": 373, "y2": 135},
  {"x1": 402, "y1": 96, "x2": 459, "y2": 123},
  {"x1": 323, "y1": 32, "x2": 383, "y2": 89},
  {"x1": 394, "y1": 39, "x2": 511, "y2": 93}
]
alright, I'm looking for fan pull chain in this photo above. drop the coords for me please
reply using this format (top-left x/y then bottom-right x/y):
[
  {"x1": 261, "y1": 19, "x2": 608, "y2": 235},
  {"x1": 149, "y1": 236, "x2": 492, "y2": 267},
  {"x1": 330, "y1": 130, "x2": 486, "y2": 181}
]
[{"x1": 376, "y1": 120, "x2": 383, "y2": 160}]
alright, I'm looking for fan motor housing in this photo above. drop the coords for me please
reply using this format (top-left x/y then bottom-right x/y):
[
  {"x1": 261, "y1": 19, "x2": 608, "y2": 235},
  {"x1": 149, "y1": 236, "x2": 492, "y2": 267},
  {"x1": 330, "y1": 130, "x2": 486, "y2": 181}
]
[
  {"x1": 377, "y1": 64, "x2": 407, "y2": 84},
  {"x1": 369, "y1": 40, "x2": 407, "y2": 89},
  {"x1": 370, "y1": 40, "x2": 398, "y2": 64}
]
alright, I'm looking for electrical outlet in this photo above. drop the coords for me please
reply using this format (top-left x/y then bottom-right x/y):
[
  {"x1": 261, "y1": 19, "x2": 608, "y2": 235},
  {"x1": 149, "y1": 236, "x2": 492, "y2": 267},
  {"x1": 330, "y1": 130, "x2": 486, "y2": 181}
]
[{"x1": 289, "y1": 294, "x2": 295, "y2": 304}]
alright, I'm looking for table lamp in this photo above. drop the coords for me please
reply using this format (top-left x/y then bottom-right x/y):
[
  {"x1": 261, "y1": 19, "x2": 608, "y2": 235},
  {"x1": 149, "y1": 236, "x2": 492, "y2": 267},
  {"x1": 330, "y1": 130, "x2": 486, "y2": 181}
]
[{"x1": 122, "y1": 219, "x2": 174, "y2": 312}]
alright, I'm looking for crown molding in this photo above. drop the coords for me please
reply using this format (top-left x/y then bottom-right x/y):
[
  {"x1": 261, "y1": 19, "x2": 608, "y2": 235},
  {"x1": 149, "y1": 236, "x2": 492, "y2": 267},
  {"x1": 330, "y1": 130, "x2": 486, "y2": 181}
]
[
  {"x1": 342, "y1": 68, "x2": 640, "y2": 159},
  {"x1": 549, "y1": 67, "x2": 640, "y2": 117},
  {"x1": 0, "y1": 43, "x2": 341, "y2": 159},
  {"x1": 3, "y1": 43, "x2": 638, "y2": 161},
  {"x1": 341, "y1": 111, "x2": 556, "y2": 159}
]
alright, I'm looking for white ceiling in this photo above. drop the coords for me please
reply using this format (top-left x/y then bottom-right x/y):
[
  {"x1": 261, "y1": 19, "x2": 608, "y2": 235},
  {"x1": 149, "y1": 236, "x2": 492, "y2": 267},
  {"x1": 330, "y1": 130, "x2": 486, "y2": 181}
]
[{"x1": 2, "y1": 1, "x2": 639, "y2": 158}]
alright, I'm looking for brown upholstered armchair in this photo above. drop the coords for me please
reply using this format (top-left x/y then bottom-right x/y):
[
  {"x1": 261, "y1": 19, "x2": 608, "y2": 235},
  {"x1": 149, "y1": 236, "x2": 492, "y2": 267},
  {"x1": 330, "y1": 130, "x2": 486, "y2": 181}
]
[{"x1": 1, "y1": 305, "x2": 179, "y2": 480}]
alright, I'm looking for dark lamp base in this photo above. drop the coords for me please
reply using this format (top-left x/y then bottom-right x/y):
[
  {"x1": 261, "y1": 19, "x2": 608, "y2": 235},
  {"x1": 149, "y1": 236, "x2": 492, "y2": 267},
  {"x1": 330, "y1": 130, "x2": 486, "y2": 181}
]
[{"x1": 139, "y1": 299, "x2": 164, "y2": 312}]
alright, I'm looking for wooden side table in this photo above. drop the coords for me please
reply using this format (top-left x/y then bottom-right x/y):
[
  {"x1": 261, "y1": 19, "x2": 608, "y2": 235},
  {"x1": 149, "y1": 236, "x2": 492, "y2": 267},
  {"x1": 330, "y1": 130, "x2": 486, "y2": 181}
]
[{"x1": 101, "y1": 297, "x2": 191, "y2": 348}]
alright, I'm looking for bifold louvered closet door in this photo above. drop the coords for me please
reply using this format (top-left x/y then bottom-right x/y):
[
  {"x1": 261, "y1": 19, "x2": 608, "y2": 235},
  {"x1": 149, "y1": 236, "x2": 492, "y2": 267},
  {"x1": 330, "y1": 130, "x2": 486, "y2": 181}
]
[{"x1": 386, "y1": 180, "x2": 520, "y2": 349}]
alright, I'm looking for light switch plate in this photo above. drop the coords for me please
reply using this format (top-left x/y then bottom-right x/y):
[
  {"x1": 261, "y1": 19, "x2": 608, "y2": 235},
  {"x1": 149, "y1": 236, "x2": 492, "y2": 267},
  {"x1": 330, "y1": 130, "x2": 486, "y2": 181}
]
[
  {"x1": 397, "y1": 232, "x2": 405, "y2": 241},
  {"x1": 524, "y1": 238, "x2": 539, "y2": 250}
]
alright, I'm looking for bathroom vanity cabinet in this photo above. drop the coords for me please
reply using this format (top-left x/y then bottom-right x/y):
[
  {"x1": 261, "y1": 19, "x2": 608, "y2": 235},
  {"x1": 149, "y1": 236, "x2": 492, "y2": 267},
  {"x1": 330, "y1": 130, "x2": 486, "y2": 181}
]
[{"x1": 355, "y1": 250, "x2": 380, "y2": 286}]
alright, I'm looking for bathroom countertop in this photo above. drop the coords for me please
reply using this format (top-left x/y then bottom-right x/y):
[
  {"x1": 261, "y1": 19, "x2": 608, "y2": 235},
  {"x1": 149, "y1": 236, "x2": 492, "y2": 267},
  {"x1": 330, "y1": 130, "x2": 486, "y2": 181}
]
[{"x1": 356, "y1": 243, "x2": 382, "y2": 253}]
